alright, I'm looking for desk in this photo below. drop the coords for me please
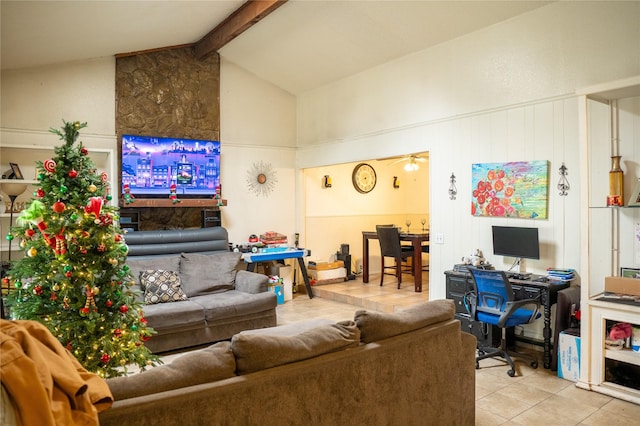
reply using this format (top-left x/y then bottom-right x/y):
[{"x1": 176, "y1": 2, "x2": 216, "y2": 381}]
[
  {"x1": 362, "y1": 231, "x2": 429, "y2": 292},
  {"x1": 444, "y1": 270, "x2": 570, "y2": 369},
  {"x1": 242, "y1": 249, "x2": 313, "y2": 298}
]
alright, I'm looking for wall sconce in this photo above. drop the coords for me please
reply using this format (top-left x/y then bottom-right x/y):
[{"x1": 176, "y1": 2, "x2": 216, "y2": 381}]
[
  {"x1": 323, "y1": 175, "x2": 332, "y2": 188},
  {"x1": 393, "y1": 176, "x2": 400, "y2": 189},
  {"x1": 557, "y1": 163, "x2": 570, "y2": 196},
  {"x1": 448, "y1": 173, "x2": 457, "y2": 200}
]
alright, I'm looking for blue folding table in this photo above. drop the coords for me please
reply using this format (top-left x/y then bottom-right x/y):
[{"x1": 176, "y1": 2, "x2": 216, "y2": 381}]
[{"x1": 241, "y1": 248, "x2": 313, "y2": 298}]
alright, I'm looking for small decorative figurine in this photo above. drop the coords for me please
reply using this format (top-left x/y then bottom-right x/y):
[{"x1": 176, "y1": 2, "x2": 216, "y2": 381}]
[
  {"x1": 123, "y1": 184, "x2": 135, "y2": 204},
  {"x1": 169, "y1": 183, "x2": 181, "y2": 204}
]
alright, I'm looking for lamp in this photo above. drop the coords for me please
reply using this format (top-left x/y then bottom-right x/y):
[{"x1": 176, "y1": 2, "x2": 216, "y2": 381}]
[
  {"x1": 323, "y1": 175, "x2": 332, "y2": 188},
  {"x1": 557, "y1": 163, "x2": 570, "y2": 196},
  {"x1": 393, "y1": 176, "x2": 400, "y2": 189},
  {"x1": 404, "y1": 157, "x2": 419, "y2": 172},
  {"x1": 1, "y1": 182, "x2": 28, "y2": 263},
  {"x1": 448, "y1": 173, "x2": 457, "y2": 200}
]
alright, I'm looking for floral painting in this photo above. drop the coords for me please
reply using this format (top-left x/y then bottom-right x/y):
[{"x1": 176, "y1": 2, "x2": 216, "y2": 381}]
[{"x1": 471, "y1": 161, "x2": 549, "y2": 218}]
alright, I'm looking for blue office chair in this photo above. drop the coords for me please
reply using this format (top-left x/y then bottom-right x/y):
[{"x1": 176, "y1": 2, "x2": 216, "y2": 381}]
[{"x1": 466, "y1": 268, "x2": 541, "y2": 377}]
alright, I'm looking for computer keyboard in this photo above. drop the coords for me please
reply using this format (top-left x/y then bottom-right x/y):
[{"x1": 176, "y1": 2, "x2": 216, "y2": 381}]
[{"x1": 506, "y1": 272, "x2": 531, "y2": 281}]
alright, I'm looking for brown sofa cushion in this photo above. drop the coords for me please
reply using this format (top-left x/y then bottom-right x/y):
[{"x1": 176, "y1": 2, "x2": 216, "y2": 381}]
[
  {"x1": 179, "y1": 252, "x2": 241, "y2": 297},
  {"x1": 106, "y1": 341, "x2": 236, "y2": 400},
  {"x1": 231, "y1": 319, "x2": 360, "y2": 374},
  {"x1": 355, "y1": 299, "x2": 455, "y2": 343}
]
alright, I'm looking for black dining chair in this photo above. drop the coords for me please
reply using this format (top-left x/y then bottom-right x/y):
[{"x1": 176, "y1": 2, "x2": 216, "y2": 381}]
[{"x1": 376, "y1": 225, "x2": 414, "y2": 289}]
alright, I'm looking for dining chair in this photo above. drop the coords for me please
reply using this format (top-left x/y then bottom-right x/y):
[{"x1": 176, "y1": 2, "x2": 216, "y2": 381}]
[{"x1": 376, "y1": 225, "x2": 414, "y2": 289}]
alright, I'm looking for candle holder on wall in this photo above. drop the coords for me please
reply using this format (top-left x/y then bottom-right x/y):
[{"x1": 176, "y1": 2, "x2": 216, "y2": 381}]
[
  {"x1": 557, "y1": 163, "x2": 570, "y2": 196},
  {"x1": 323, "y1": 175, "x2": 332, "y2": 188},
  {"x1": 448, "y1": 173, "x2": 457, "y2": 200},
  {"x1": 393, "y1": 176, "x2": 400, "y2": 189}
]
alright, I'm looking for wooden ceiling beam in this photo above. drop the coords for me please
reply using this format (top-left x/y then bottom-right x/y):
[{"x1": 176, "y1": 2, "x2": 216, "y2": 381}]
[{"x1": 195, "y1": 0, "x2": 288, "y2": 60}]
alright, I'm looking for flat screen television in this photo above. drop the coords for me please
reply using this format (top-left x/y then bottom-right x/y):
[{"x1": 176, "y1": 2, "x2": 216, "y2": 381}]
[
  {"x1": 491, "y1": 226, "x2": 540, "y2": 260},
  {"x1": 121, "y1": 135, "x2": 220, "y2": 199}
]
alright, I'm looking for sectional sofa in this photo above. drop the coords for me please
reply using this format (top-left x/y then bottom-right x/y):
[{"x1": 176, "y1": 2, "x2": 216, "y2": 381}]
[{"x1": 100, "y1": 299, "x2": 476, "y2": 425}]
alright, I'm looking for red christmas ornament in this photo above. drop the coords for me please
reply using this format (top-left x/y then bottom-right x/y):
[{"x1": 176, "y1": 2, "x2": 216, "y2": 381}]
[
  {"x1": 106, "y1": 299, "x2": 113, "y2": 308},
  {"x1": 81, "y1": 147, "x2": 89, "y2": 156},
  {"x1": 114, "y1": 328, "x2": 122, "y2": 338},
  {"x1": 100, "y1": 353, "x2": 110, "y2": 364},
  {"x1": 52, "y1": 200, "x2": 66, "y2": 213},
  {"x1": 65, "y1": 271, "x2": 72, "y2": 278},
  {"x1": 119, "y1": 305, "x2": 129, "y2": 313},
  {"x1": 68, "y1": 169, "x2": 78, "y2": 178},
  {"x1": 50, "y1": 293, "x2": 57, "y2": 301},
  {"x1": 97, "y1": 243, "x2": 106, "y2": 252},
  {"x1": 66, "y1": 342, "x2": 72, "y2": 351},
  {"x1": 114, "y1": 234, "x2": 122, "y2": 242},
  {"x1": 36, "y1": 188, "x2": 45, "y2": 198},
  {"x1": 33, "y1": 285, "x2": 43, "y2": 295},
  {"x1": 142, "y1": 335, "x2": 151, "y2": 342},
  {"x1": 25, "y1": 229, "x2": 36, "y2": 238},
  {"x1": 140, "y1": 317, "x2": 148, "y2": 325},
  {"x1": 80, "y1": 307, "x2": 90, "y2": 315}
]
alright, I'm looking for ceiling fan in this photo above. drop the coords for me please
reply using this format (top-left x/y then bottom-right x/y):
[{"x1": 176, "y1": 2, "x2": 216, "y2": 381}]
[{"x1": 377, "y1": 153, "x2": 428, "y2": 171}]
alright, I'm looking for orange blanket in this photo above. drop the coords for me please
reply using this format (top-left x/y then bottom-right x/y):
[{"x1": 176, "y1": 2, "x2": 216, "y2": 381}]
[{"x1": 0, "y1": 319, "x2": 113, "y2": 426}]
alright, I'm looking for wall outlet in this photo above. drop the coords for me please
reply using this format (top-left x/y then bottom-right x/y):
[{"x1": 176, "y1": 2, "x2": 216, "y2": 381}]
[{"x1": 434, "y1": 233, "x2": 445, "y2": 244}]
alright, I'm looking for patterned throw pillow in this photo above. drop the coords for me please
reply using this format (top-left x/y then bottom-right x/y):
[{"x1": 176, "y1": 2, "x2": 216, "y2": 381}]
[{"x1": 140, "y1": 270, "x2": 188, "y2": 305}]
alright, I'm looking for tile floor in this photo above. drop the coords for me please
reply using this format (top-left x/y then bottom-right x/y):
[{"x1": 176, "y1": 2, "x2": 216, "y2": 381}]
[{"x1": 277, "y1": 274, "x2": 640, "y2": 425}]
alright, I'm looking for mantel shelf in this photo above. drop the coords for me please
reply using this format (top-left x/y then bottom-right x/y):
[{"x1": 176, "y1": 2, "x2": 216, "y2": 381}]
[{"x1": 118, "y1": 199, "x2": 227, "y2": 208}]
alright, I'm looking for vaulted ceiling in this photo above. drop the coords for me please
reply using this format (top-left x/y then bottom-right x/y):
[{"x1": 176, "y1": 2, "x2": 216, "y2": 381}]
[{"x1": 1, "y1": 1, "x2": 551, "y2": 95}]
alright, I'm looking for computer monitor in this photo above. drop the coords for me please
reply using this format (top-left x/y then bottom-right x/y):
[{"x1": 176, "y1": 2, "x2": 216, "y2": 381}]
[{"x1": 491, "y1": 226, "x2": 540, "y2": 260}]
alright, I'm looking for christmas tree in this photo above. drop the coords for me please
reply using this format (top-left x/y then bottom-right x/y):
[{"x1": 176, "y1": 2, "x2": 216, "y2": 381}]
[{"x1": 5, "y1": 120, "x2": 159, "y2": 378}]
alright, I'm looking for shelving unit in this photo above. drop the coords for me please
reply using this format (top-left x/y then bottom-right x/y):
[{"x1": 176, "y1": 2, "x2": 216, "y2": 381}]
[
  {"x1": 577, "y1": 76, "x2": 640, "y2": 404},
  {"x1": 0, "y1": 143, "x2": 115, "y2": 260}
]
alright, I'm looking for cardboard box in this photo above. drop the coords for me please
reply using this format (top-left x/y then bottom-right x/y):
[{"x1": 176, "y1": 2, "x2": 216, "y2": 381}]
[
  {"x1": 278, "y1": 265, "x2": 293, "y2": 302},
  {"x1": 308, "y1": 260, "x2": 345, "y2": 270},
  {"x1": 268, "y1": 285, "x2": 285, "y2": 304},
  {"x1": 557, "y1": 331, "x2": 580, "y2": 382},
  {"x1": 605, "y1": 276, "x2": 640, "y2": 297},
  {"x1": 309, "y1": 267, "x2": 347, "y2": 281}
]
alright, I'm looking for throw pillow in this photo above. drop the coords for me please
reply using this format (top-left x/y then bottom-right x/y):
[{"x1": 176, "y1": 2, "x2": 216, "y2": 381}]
[
  {"x1": 140, "y1": 270, "x2": 188, "y2": 304},
  {"x1": 106, "y1": 341, "x2": 236, "y2": 400},
  {"x1": 355, "y1": 299, "x2": 455, "y2": 343},
  {"x1": 231, "y1": 319, "x2": 360, "y2": 374},
  {"x1": 179, "y1": 252, "x2": 241, "y2": 297}
]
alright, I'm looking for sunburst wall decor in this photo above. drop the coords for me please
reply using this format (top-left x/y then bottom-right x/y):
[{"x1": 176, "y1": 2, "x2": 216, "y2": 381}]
[{"x1": 247, "y1": 161, "x2": 277, "y2": 197}]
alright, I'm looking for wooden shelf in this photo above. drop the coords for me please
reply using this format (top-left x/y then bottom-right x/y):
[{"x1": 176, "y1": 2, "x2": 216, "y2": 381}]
[
  {"x1": 118, "y1": 198, "x2": 227, "y2": 208},
  {"x1": 606, "y1": 348, "x2": 640, "y2": 367}
]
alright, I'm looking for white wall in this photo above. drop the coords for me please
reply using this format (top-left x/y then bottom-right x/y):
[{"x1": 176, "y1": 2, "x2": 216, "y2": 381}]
[
  {"x1": 219, "y1": 59, "x2": 297, "y2": 246},
  {"x1": 295, "y1": 1, "x2": 640, "y2": 307}
]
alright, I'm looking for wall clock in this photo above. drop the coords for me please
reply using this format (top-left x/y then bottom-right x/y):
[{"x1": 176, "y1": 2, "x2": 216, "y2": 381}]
[{"x1": 352, "y1": 163, "x2": 377, "y2": 194}]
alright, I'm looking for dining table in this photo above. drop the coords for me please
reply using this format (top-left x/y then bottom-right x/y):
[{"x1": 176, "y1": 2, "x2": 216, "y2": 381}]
[{"x1": 362, "y1": 230, "x2": 430, "y2": 292}]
